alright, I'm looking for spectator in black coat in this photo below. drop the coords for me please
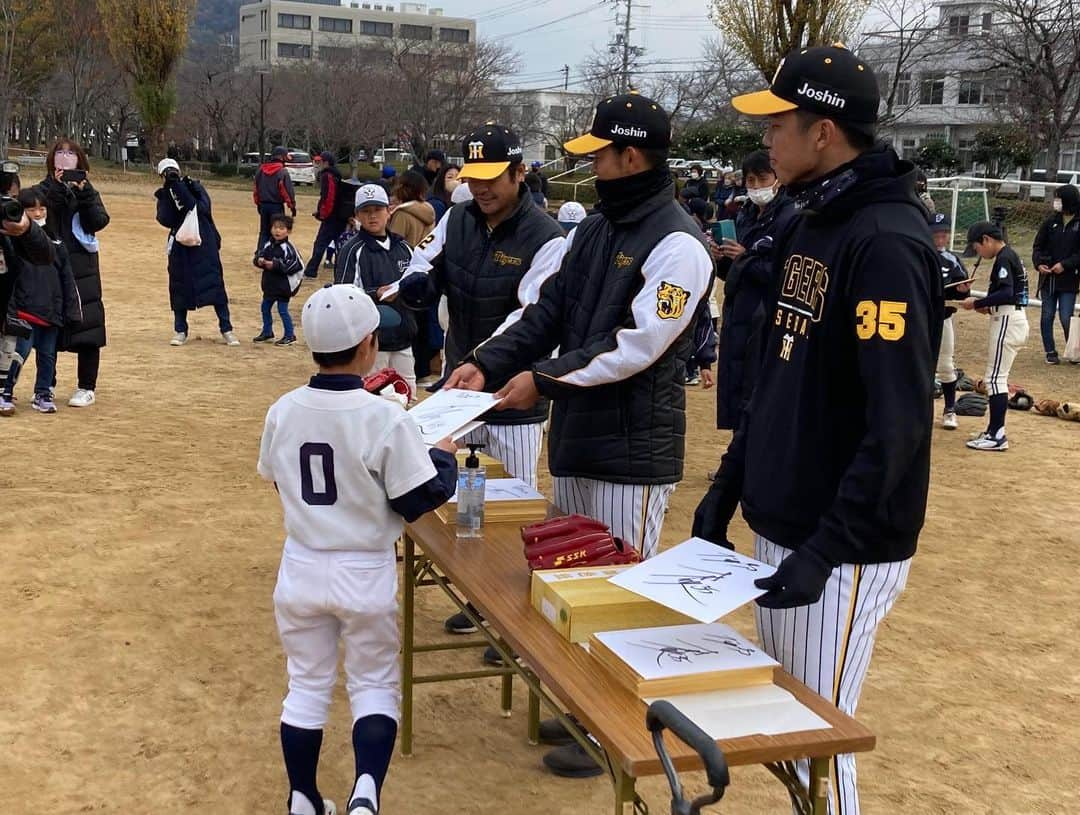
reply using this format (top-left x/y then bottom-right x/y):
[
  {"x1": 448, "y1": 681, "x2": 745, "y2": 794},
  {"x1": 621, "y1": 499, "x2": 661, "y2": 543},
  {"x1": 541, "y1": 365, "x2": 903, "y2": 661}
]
[
  {"x1": 714, "y1": 149, "x2": 798, "y2": 430},
  {"x1": 304, "y1": 151, "x2": 347, "y2": 278},
  {"x1": 40, "y1": 138, "x2": 109, "y2": 409},
  {"x1": 410, "y1": 149, "x2": 445, "y2": 185},
  {"x1": 681, "y1": 163, "x2": 711, "y2": 202},
  {"x1": 1032, "y1": 184, "x2": 1080, "y2": 363},
  {"x1": 154, "y1": 159, "x2": 237, "y2": 347}
]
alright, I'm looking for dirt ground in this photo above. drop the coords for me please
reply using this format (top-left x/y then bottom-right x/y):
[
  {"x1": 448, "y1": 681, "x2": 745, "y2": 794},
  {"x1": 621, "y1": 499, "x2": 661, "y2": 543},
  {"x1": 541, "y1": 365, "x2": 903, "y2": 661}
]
[{"x1": 3, "y1": 176, "x2": 1079, "y2": 814}]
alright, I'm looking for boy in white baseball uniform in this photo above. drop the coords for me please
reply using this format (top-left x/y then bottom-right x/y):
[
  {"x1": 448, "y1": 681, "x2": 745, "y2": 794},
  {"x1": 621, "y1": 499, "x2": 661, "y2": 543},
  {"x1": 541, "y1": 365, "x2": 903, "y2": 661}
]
[{"x1": 259, "y1": 284, "x2": 457, "y2": 815}]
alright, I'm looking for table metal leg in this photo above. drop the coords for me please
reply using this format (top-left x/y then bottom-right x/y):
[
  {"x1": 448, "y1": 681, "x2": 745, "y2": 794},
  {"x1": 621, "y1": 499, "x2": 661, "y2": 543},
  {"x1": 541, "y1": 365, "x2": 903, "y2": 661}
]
[
  {"x1": 612, "y1": 763, "x2": 646, "y2": 815},
  {"x1": 401, "y1": 533, "x2": 415, "y2": 757},
  {"x1": 500, "y1": 650, "x2": 513, "y2": 718},
  {"x1": 527, "y1": 686, "x2": 540, "y2": 745},
  {"x1": 809, "y1": 757, "x2": 830, "y2": 815}
]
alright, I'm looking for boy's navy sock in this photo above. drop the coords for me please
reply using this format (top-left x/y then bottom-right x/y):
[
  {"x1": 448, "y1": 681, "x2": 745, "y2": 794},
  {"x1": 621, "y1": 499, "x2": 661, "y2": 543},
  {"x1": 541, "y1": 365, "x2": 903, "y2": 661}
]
[
  {"x1": 351, "y1": 714, "x2": 397, "y2": 808},
  {"x1": 987, "y1": 393, "x2": 1008, "y2": 436},
  {"x1": 942, "y1": 380, "x2": 957, "y2": 412},
  {"x1": 281, "y1": 722, "x2": 324, "y2": 815}
]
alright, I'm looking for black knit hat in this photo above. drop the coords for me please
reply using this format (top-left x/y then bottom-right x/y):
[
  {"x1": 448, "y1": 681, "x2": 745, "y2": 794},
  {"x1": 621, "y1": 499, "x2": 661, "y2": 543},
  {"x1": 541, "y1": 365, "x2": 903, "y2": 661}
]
[{"x1": 1056, "y1": 184, "x2": 1080, "y2": 214}]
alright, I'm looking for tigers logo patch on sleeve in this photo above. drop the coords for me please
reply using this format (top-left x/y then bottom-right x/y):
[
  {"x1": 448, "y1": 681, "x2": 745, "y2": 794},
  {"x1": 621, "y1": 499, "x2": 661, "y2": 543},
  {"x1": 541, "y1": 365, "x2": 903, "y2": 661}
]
[{"x1": 656, "y1": 281, "x2": 690, "y2": 319}]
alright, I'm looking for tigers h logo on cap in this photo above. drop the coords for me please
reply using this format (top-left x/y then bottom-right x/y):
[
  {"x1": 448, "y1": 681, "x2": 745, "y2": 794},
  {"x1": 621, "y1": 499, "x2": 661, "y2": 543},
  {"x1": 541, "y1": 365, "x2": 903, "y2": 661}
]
[
  {"x1": 564, "y1": 92, "x2": 672, "y2": 155},
  {"x1": 732, "y1": 44, "x2": 879, "y2": 124},
  {"x1": 458, "y1": 123, "x2": 523, "y2": 181}
]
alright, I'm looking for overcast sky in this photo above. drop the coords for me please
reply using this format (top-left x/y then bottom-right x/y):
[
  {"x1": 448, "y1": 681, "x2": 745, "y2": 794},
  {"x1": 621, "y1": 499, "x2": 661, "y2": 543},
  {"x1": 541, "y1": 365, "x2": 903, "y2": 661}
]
[{"x1": 445, "y1": 0, "x2": 718, "y2": 92}]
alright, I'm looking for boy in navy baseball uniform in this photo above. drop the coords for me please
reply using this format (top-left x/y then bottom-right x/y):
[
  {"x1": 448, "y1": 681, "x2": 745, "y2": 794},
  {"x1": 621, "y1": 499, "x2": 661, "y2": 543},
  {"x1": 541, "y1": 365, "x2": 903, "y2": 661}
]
[
  {"x1": 960, "y1": 221, "x2": 1030, "y2": 450},
  {"x1": 259, "y1": 284, "x2": 457, "y2": 815}
]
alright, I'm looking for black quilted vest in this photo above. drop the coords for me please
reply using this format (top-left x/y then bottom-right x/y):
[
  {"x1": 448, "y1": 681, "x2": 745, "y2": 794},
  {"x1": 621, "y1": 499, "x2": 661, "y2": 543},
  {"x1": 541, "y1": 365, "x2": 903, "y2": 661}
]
[
  {"x1": 443, "y1": 187, "x2": 563, "y2": 425},
  {"x1": 547, "y1": 188, "x2": 703, "y2": 484}
]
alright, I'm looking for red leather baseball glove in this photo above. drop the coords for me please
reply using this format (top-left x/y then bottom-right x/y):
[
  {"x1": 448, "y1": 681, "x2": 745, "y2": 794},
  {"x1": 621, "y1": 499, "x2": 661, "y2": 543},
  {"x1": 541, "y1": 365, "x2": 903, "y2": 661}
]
[
  {"x1": 522, "y1": 514, "x2": 611, "y2": 555},
  {"x1": 363, "y1": 367, "x2": 413, "y2": 404},
  {"x1": 526, "y1": 531, "x2": 641, "y2": 571}
]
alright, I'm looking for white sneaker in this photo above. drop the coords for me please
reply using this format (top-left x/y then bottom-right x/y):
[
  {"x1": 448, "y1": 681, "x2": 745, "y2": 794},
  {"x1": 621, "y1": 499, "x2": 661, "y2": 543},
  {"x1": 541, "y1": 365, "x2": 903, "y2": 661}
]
[
  {"x1": 287, "y1": 793, "x2": 336, "y2": 815},
  {"x1": 942, "y1": 411, "x2": 958, "y2": 430},
  {"x1": 966, "y1": 429, "x2": 1008, "y2": 451},
  {"x1": 170, "y1": 332, "x2": 187, "y2": 346},
  {"x1": 68, "y1": 388, "x2": 96, "y2": 408},
  {"x1": 221, "y1": 331, "x2": 240, "y2": 346}
]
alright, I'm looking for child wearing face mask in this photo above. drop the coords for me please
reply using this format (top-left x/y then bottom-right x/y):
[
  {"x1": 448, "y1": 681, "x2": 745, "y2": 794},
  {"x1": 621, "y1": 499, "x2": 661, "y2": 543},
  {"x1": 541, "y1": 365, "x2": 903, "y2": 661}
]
[
  {"x1": 1031, "y1": 184, "x2": 1080, "y2": 364},
  {"x1": 0, "y1": 187, "x2": 80, "y2": 415},
  {"x1": 681, "y1": 164, "x2": 711, "y2": 202}
]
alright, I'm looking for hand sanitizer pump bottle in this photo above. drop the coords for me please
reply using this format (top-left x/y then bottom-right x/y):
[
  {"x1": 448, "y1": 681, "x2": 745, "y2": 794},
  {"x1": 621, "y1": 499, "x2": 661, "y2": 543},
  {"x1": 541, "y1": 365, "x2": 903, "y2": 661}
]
[{"x1": 456, "y1": 443, "x2": 486, "y2": 539}]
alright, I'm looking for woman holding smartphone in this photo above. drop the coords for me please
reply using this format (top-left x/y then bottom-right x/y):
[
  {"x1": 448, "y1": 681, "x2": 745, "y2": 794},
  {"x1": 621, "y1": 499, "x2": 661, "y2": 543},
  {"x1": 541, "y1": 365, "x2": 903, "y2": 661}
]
[{"x1": 40, "y1": 138, "x2": 110, "y2": 408}]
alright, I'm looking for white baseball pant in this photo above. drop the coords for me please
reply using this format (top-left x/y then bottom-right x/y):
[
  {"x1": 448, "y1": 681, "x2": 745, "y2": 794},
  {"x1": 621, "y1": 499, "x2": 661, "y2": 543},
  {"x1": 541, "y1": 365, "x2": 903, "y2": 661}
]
[
  {"x1": 274, "y1": 540, "x2": 401, "y2": 729},
  {"x1": 936, "y1": 316, "x2": 957, "y2": 384},
  {"x1": 552, "y1": 477, "x2": 675, "y2": 560},
  {"x1": 374, "y1": 348, "x2": 416, "y2": 402},
  {"x1": 462, "y1": 422, "x2": 544, "y2": 489},
  {"x1": 984, "y1": 307, "x2": 1029, "y2": 396},
  {"x1": 753, "y1": 536, "x2": 911, "y2": 815}
]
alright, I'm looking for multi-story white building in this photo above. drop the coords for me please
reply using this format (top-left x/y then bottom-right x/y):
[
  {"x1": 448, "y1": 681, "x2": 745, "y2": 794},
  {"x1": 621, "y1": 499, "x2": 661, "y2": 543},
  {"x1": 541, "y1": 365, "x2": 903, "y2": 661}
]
[
  {"x1": 238, "y1": 0, "x2": 476, "y2": 68},
  {"x1": 487, "y1": 88, "x2": 597, "y2": 164},
  {"x1": 860, "y1": 0, "x2": 1080, "y2": 171}
]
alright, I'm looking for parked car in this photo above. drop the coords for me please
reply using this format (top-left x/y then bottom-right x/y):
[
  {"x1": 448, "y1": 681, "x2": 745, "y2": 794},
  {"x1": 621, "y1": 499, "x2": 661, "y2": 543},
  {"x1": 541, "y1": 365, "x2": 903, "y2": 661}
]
[{"x1": 284, "y1": 149, "x2": 315, "y2": 186}]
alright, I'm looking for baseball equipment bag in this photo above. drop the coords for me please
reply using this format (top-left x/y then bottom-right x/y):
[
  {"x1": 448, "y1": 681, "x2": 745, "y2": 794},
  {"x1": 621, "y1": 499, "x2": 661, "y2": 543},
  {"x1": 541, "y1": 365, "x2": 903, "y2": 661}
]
[
  {"x1": 1007, "y1": 389, "x2": 1033, "y2": 410},
  {"x1": 955, "y1": 393, "x2": 988, "y2": 416},
  {"x1": 1057, "y1": 402, "x2": 1080, "y2": 422},
  {"x1": 1064, "y1": 317, "x2": 1080, "y2": 362},
  {"x1": 1034, "y1": 398, "x2": 1061, "y2": 416},
  {"x1": 363, "y1": 367, "x2": 412, "y2": 406}
]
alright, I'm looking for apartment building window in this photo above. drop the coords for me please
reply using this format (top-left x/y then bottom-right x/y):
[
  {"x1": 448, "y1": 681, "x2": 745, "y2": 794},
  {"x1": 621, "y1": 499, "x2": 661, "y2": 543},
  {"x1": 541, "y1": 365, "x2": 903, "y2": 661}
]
[
  {"x1": 260, "y1": 9, "x2": 267, "y2": 31},
  {"x1": 895, "y1": 72, "x2": 912, "y2": 106},
  {"x1": 320, "y1": 45, "x2": 352, "y2": 62},
  {"x1": 278, "y1": 13, "x2": 311, "y2": 30},
  {"x1": 319, "y1": 17, "x2": 352, "y2": 33},
  {"x1": 919, "y1": 73, "x2": 945, "y2": 105},
  {"x1": 981, "y1": 12, "x2": 993, "y2": 31},
  {"x1": 549, "y1": 105, "x2": 567, "y2": 122},
  {"x1": 958, "y1": 138, "x2": 976, "y2": 168},
  {"x1": 901, "y1": 137, "x2": 918, "y2": 161},
  {"x1": 439, "y1": 27, "x2": 470, "y2": 43},
  {"x1": 360, "y1": 20, "x2": 393, "y2": 36},
  {"x1": 957, "y1": 75, "x2": 983, "y2": 105},
  {"x1": 260, "y1": 39, "x2": 268, "y2": 61},
  {"x1": 278, "y1": 42, "x2": 312, "y2": 58},
  {"x1": 401, "y1": 24, "x2": 433, "y2": 40},
  {"x1": 947, "y1": 14, "x2": 969, "y2": 35}
]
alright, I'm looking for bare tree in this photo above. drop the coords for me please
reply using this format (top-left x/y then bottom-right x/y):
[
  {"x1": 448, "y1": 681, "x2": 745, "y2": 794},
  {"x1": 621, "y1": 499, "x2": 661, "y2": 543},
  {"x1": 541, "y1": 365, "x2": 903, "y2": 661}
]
[
  {"x1": 983, "y1": 0, "x2": 1080, "y2": 178},
  {"x1": 708, "y1": 0, "x2": 870, "y2": 80}
]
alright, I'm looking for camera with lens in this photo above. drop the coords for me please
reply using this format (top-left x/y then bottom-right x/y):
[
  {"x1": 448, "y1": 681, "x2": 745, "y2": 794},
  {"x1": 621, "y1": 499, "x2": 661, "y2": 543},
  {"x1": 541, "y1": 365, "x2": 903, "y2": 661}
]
[
  {"x1": 164, "y1": 168, "x2": 181, "y2": 182},
  {"x1": 0, "y1": 195, "x2": 23, "y2": 223}
]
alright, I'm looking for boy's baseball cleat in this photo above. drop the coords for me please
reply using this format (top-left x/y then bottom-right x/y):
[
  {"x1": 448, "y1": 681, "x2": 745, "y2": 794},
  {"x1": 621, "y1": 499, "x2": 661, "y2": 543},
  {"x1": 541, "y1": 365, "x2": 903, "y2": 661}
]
[
  {"x1": 253, "y1": 332, "x2": 274, "y2": 343},
  {"x1": 31, "y1": 393, "x2": 57, "y2": 413},
  {"x1": 275, "y1": 335, "x2": 298, "y2": 346},
  {"x1": 942, "y1": 411, "x2": 958, "y2": 430},
  {"x1": 966, "y1": 430, "x2": 1008, "y2": 451},
  {"x1": 0, "y1": 394, "x2": 14, "y2": 416},
  {"x1": 288, "y1": 794, "x2": 336, "y2": 815},
  {"x1": 346, "y1": 798, "x2": 375, "y2": 815},
  {"x1": 221, "y1": 331, "x2": 240, "y2": 346},
  {"x1": 68, "y1": 389, "x2": 95, "y2": 407},
  {"x1": 170, "y1": 332, "x2": 187, "y2": 346},
  {"x1": 444, "y1": 605, "x2": 482, "y2": 634},
  {"x1": 1046, "y1": 351, "x2": 1060, "y2": 365},
  {"x1": 542, "y1": 742, "x2": 604, "y2": 778}
]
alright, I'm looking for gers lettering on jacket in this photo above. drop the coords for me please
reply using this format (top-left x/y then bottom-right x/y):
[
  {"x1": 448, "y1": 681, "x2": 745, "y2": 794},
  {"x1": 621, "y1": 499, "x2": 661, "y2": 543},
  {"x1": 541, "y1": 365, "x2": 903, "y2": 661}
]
[
  {"x1": 779, "y1": 253, "x2": 830, "y2": 322},
  {"x1": 795, "y1": 82, "x2": 847, "y2": 109},
  {"x1": 492, "y1": 250, "x2": 522, "y2": 266},
  {"x1": 614, "y1": 251, "x2": 634, "y2": 268}
]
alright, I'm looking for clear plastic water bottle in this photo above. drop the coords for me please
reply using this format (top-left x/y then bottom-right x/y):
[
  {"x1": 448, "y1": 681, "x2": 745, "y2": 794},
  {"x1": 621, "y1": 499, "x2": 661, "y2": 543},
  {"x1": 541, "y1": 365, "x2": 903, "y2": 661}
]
[{"x1": 456, "y1": 443, "x2": 486, "y2": 539}]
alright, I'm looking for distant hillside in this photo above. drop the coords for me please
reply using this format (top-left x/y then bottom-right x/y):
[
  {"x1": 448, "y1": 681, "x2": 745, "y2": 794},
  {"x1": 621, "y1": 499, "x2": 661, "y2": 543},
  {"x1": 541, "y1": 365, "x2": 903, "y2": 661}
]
[{"x1": 192, "y1": 0, "x2": 244, "y2": 41}]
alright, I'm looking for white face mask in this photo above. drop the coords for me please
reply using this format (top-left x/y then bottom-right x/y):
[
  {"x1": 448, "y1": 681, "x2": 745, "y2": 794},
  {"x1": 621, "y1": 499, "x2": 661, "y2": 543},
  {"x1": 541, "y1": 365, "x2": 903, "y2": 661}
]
[
  {"x1": 747, "y1": 186, "x2": 776, "y2": 207},
  {"x1": 32, "y1": 217, "x2": 47, "y2": 227},
  {"x1": 690, "y1": 171, "x2": 700, "y2": 180},
  {"x1": 1053, "y1": 198, "x2": 1063, "y2": 212}
]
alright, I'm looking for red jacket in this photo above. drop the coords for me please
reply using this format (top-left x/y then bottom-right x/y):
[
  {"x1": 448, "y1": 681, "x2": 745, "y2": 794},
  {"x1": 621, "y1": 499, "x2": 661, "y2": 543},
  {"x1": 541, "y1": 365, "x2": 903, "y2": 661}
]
[{"x1": 252, "y1": 160, "x2": 296, "y2": 210}]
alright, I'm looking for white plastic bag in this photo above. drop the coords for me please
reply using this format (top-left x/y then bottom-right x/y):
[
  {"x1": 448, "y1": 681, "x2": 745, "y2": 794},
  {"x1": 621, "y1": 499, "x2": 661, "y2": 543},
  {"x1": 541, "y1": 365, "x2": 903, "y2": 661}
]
[
  {"x1": 1063, "y1": 315, "x2": 1080, "y2": 362},
  {"x1": 175, "y1": 209, "x2": 202, "y2": 247}
]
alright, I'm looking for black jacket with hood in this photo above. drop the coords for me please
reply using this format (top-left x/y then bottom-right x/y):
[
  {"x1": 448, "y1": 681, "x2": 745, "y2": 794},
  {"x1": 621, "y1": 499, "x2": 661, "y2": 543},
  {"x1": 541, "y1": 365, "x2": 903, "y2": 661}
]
[
  {"x1": 1031, "y1": 185, "x2": 1080, "y2": 295},
  {"x1": 334, "y1": 229, "x2": 417, "y2": 351},
  {"x1": 706, "y1": 145, "x2": 944, "y2": 566}
]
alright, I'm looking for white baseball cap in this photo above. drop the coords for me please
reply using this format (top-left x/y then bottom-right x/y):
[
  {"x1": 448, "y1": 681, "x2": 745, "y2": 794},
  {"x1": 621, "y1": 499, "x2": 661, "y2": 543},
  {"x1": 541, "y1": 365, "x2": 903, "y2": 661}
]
[
  {"x1": 302, "y1": 284, "x2": 400, "y2": 353},
  {"x1": 355, "y1": 183, "x2": 389, "y2": 209},
  {"x1": 557, "y1": 201, "x2": 587, "y2": 227},
  {"x1": 156, "y1": 158, "x2": 180, "y2": 176},
  {"x1": 450, "y1": 181, "x2": 474, "y2": 204}
]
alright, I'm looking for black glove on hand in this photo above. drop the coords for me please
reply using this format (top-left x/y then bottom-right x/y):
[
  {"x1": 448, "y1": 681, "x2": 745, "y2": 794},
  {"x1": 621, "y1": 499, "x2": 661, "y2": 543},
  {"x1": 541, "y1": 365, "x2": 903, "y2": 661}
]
[
  {"x1": 754, "y1": 545, "x2": 834, "y2": 609},
  {"x1": 692, "y1": 479, "x2": 739, "y2": 550}
]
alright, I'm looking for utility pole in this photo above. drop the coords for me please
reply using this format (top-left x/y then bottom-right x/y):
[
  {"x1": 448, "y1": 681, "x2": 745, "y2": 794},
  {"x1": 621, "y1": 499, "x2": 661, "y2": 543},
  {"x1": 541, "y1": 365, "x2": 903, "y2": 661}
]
[
  {"x1": 562, "y1": 64, "x2": 570, "y2": 90},
  {"x1": 620, "y1": 0, "x2": 632, "y2": 93}
]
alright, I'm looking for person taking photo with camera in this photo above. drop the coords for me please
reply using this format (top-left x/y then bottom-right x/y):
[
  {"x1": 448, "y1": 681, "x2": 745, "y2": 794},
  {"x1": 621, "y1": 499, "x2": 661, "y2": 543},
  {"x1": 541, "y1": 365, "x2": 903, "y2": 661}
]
[{"x1": 155, "y1": 159, "x2": 238, "y2": 347}]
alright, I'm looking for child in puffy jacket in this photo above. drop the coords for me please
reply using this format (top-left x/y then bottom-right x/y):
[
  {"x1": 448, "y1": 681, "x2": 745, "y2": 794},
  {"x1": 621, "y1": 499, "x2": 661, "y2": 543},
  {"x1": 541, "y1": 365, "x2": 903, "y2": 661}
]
[
  {"x1": 0, "y1": 186, "x2": 80, "y2": 415},
  {"x1": 252, "y1": 213, "x2": 303, "y2": 346}
]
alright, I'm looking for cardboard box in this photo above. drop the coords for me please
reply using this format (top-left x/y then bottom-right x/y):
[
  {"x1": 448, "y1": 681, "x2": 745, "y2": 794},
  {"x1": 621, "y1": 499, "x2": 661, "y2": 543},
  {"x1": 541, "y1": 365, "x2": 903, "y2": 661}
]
[
  {"x1": 530, "y1": 565, "x2": 696, "y2": 643},
  {"x1": 454, "y1": 450, "x2": 509, "y2": 479},
  {"x1": 433, "y1": 478, "x2": 549, "y2": 525}
]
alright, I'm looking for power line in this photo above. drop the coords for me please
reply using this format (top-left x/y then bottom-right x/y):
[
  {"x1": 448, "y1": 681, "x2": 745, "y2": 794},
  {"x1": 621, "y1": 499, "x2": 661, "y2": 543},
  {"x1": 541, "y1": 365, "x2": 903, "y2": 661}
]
[{"x1": 500, "y1": 2, "x2": 608, "y2": 39}]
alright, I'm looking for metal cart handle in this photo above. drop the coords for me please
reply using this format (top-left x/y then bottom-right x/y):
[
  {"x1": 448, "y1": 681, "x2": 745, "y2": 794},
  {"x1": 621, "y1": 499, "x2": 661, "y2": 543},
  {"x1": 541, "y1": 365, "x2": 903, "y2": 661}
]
[{"x1": 646, "y1": 700, "x2": 730, "y2": 814}]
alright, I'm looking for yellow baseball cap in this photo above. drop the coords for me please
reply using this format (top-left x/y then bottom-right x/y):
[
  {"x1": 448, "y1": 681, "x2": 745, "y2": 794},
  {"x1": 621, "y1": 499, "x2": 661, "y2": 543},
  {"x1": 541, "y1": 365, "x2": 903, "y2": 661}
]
[{"x1": 457, "y1": 124, "x2": 523, "y2": 181}]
